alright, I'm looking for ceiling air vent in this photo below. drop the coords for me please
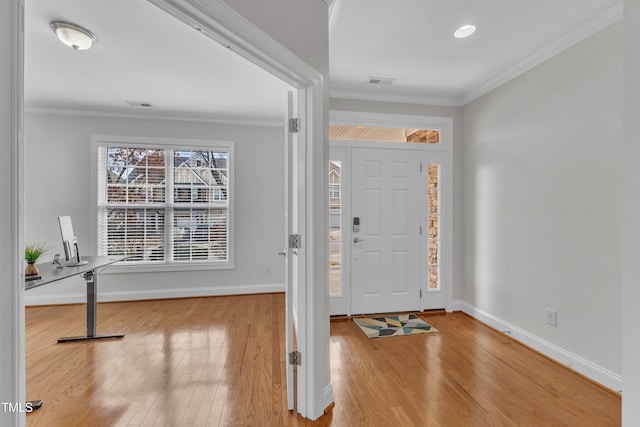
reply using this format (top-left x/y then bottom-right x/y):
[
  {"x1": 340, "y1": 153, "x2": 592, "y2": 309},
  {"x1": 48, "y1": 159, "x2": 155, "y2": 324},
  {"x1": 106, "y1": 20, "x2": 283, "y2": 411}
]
[
  {"x1": 126, "y1": 101, "x2": 153, "y2": 108},
  {"x1": 366, "y1": 77, "x2": 394, "y2": 86}
]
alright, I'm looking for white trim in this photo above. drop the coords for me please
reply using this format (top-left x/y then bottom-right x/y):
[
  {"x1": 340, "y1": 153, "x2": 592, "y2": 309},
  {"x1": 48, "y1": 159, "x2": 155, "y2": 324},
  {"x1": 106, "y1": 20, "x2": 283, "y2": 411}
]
[
  {"x1": 25, "y1": 103, "x2": 284, "y2": 128},
  {"x1": 148, "y1": 0, "x2": 322, "y2": 88},
  {"x1": 328, "y1": 0, "x2": 343, "y2": 35},
  {"x1": 330, "y1": 86, "x2": 464, "y2": 107},
  {"x1": 322, "y1": 383, "x2": 334, "y2": 413},
  {"x1": 330, "y1": 110, "x2": 453, "y2": 136},
  {"x1": 330, "y1": 111, "x2": 454, "y2": 315},
  {"x1": 91, "y1": 135, "x2": 235, "y2": 271},
  {"x1": 1, "y1": 1, "x2": 25, "y2": 425},
  {"x1": 453, "y1": 300, "x2": 623, "y2": 393},
  {"x1": 25, "y1": 283, "x2": 286, "y2": 306},
  {"x1": 461, "y1": 3, "x2": 623, "y2": 105},
  {"x1": 329, "y1": 138, "x2": 448, "y2": 153},
  {"x1": 95, "y1": 262, "x2": 234, "y2": 274},
  {"x1": 284, "y1": 90, "x2": 295, "y2": 409}
]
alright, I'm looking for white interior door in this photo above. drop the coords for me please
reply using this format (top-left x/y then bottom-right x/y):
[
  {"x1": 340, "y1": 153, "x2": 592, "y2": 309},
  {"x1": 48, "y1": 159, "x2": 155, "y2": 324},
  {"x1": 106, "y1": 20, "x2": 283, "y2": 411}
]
[
  {"x1": 350, "y1": 148, "x2": 422, "y2": 314},
  {"x1": 284, "y1": 90, "x2": 306, "y2": 411}
]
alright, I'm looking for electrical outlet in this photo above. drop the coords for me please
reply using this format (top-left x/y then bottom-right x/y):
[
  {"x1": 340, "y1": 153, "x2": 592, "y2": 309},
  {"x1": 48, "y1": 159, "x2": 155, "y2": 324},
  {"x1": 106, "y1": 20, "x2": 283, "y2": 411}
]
[
  {"x1": 263, "y1": 264, "x2": 271, "y2": 275},
  {"x1": 545, "y1": 308, "x2": 558, "y2": 327}
]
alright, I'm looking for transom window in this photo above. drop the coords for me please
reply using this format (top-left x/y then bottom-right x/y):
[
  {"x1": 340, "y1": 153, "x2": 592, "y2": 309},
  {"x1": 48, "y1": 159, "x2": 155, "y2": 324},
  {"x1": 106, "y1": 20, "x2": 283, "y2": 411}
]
[
  {"x1": 329, "y1": 124, "x2": 440, "y2": 144},
  {"x1": 94, "y1": 136, "x2": 234, "y2": 270}
]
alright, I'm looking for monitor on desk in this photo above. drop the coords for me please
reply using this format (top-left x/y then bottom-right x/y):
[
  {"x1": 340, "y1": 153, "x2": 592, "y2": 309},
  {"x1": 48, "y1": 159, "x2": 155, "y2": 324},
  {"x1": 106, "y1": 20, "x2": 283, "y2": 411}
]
[{"x1": 58, "y1": 216, "x2": 89, "y2": 266}]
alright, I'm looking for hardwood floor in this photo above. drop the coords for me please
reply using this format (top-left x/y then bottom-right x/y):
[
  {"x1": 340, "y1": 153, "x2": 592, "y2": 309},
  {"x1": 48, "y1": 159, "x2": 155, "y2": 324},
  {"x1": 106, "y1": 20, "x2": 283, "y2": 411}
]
[{"x1": 25, "y1": 294, "x2": 620, "y2": 426}]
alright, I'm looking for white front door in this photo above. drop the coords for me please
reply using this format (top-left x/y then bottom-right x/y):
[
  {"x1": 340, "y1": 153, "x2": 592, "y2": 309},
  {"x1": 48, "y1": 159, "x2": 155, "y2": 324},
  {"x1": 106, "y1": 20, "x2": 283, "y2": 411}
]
[{"x1": 350, "y1": 148, "x2": 422, "y2": 314}]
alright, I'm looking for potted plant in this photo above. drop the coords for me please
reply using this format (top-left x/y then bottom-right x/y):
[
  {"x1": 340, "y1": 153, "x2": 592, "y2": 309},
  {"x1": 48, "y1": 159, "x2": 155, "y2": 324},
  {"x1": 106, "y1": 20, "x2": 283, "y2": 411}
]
[{"x1": 25, "y1": 243, "x2": 49, "y2": 277}]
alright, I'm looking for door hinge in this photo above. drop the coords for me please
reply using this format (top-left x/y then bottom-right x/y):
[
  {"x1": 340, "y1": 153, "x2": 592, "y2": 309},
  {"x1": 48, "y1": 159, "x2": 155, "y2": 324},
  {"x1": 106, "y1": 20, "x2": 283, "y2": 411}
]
[
  {"x1": 420, "y1": 162, "x2": 423, "y2": 172},
  {"x1": 288, "y1": 118, "x2": 299, "y2": 133},
  {"x1": 420, "y1": 289, "x2": 423, "y2": 298},
  {"x1": 289, "y1": 350, "x2": 302, "y2": 366},
  {"x1": 420, "y1": 225, "x2": 423, "y2": 235},
  {"x1": 289, "y1": 233, "x2": 301, "y2": 249}
]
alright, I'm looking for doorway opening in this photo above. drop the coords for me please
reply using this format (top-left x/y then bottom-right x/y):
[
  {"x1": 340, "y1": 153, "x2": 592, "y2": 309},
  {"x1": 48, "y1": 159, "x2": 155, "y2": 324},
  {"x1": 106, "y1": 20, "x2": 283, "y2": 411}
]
[{"x1": 328, "y1": 113, "x2": 453, "y2": 316}]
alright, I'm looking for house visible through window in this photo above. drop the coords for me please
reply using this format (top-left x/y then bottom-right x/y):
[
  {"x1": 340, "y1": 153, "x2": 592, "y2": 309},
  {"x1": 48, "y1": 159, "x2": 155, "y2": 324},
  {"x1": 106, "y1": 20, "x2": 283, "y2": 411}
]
[
  {"x1": 329, "y1": 164, "x2": 341, "y2": 198},
  {"x1": 95, "y1": 137, "x2": 233, "y2": 269}
]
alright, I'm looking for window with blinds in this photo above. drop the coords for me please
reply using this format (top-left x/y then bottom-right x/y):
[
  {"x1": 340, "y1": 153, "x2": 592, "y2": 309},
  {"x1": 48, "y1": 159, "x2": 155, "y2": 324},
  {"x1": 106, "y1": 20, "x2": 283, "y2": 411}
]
[{"x1": 95, "y1": 139, "x2": 233, "y2": 268}]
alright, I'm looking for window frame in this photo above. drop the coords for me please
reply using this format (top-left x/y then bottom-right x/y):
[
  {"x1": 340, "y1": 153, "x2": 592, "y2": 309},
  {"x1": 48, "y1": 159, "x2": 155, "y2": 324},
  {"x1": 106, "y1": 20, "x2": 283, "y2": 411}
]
[{"x1": 91, "y1": 135, "x2": 235, "y2": 273}]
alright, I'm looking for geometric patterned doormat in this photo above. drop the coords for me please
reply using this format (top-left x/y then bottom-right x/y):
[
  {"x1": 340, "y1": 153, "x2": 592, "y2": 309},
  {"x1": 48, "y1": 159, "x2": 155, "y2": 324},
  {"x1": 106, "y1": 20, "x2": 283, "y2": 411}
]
[{"x1": 353, "y1": 314, "x2": 438, "y2": 338}]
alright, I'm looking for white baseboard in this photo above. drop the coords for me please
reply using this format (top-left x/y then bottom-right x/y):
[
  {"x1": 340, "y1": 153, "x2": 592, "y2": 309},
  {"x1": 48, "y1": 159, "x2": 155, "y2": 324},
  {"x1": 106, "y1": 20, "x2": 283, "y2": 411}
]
[
  {"x1": 25, "y1": 283, "x2": 286, "y2": 306},
  {"x1": 452, "y1": 300, "x2": 622, "y2": 393},
  {"x1": 317, "y1": 383, "x2": 334, "y2": 420}
]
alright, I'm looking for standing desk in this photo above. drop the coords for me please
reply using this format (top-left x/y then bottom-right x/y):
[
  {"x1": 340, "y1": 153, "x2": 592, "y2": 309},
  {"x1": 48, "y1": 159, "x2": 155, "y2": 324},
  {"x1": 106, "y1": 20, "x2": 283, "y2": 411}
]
[
  {"x1": 25, "y1": 255, "x2": 127, "y2": 410},
  {"x1": 26, "y1": 255, "x2": 127, "y2": 342}
]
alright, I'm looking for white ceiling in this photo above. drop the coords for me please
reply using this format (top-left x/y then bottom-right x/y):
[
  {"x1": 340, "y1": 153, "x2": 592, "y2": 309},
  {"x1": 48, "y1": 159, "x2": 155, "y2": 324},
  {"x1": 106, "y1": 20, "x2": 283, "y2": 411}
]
[
  {"x1": 24, "y1": 0, "x2": 623, "y2": 125},
  {"x1": 24, "y1": 0, "x2": 290, "y2": 125},
  {"x1": 330, "y1": 0, "x2": 622, "y2": 106}
]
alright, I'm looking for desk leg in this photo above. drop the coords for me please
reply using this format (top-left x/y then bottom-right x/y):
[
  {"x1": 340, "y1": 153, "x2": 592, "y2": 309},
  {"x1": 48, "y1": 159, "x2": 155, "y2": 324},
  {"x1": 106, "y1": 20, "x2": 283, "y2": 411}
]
[
  {"x1": 58, "y1": 269, "x2": 125, "y2": 343},
  {"x1": 26, "y1": 400, "x2": 43, "y2": 412}
]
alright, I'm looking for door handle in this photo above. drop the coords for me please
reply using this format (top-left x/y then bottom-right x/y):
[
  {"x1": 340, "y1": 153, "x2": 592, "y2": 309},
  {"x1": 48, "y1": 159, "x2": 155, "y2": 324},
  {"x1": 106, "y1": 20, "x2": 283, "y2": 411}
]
[
  {"x1": 353, "y1": 237, "x2": 366, "y2": 243},
  {"x1": 279, "y1": 249, "x2": 298, "y2": 256}
]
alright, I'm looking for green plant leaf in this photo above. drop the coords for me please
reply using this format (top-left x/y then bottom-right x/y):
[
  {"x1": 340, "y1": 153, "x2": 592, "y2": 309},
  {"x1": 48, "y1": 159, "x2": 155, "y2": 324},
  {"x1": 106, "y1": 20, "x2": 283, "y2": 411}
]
[{"x1": 25, "y1": 243, "x2": 50, "y2": 263}]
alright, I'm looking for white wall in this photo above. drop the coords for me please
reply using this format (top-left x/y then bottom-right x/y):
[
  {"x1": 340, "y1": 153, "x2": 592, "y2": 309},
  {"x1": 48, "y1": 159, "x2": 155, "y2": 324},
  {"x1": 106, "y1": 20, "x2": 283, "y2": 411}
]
[
  {"x1": 622, "y1": 0, "x2": 640, "y2": 423},
  {"x1": 461, "y1": 21, "x2": 622, "y2": 385},
  {"x1": 0, "y1": 1, "x2": 25, "y2": 425},
  {"x1": 222, "y1": 0, "x2": 329, "y2": 77},
  {"x1": 23, "y1": 112, "x2": 286, "y2": 303}
]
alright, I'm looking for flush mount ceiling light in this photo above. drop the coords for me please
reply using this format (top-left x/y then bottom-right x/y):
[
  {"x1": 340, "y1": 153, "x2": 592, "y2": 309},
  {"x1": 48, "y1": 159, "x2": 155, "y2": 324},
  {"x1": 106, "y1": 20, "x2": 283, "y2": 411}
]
[
  {"x1": 50, "y1": 21, "x2": 96, "y2": 50},
  {"x1": 454, "y1": 24, "x2": 477, "y2": 39}
]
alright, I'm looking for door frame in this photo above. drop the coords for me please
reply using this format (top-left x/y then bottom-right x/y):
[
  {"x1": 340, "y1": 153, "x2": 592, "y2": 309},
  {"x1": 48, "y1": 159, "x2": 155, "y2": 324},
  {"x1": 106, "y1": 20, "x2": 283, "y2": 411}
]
[
  {"x1": 146, "y1": 1, "x2": 332, "y2": 418},
  {"x1": 330, "y1": 110, "x2": 454, "y2": 314},
  {"x1": 1, "y1": 2, "x2": 25, "y2": 426},
  {"x1": 284, "y1": 91, "x2": 295, "y2": 409}
]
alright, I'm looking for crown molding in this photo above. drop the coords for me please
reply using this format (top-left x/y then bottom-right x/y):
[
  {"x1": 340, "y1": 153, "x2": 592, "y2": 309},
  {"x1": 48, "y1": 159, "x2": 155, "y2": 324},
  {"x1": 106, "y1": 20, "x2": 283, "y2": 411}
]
[
  {"x1": 330, "y1": 86, "x2": 465, "y2": 107},
  {"x1": 328, "y1": 0, "x2": 343, "y2": 35},
  {"x1": 24, "y1": 103, "x2": 284, "y2": 128},
  {"x1": 461, "y1": 2, "x2": 623, "y2": 105},
  {"x1": 330, "y1": 109, "x2": 453, "y2": 129},
  {"x1": 149, "y1": 0, "x2": 322, "y2": 88},
  {"x1": 330, "y1": 2, "x2": 623, "y2": 109}
]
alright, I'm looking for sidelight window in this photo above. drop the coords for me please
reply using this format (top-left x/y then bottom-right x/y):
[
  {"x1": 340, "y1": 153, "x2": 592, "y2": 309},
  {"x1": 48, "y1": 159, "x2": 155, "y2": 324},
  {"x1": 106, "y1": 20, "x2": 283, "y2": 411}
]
[{"x1": 427, "y1": 163, "x2": 440, "y2": 290}]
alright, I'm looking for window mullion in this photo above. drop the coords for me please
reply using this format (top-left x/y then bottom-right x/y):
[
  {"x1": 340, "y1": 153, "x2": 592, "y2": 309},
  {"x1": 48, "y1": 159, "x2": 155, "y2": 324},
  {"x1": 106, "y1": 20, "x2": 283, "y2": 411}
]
[
  {"x1": 96, "y1": 139, "x2": 233, "y2": 268},
  {"x1": 166, "y1": 148, "x2": 175, "y2": 262}
]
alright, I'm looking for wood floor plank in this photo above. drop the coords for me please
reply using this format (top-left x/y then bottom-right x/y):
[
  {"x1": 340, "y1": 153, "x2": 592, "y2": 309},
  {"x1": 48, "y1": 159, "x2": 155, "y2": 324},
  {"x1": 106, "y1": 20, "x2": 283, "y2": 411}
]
[{"x1": 26, "y1": 294, "x2": 620, "y2": 426}]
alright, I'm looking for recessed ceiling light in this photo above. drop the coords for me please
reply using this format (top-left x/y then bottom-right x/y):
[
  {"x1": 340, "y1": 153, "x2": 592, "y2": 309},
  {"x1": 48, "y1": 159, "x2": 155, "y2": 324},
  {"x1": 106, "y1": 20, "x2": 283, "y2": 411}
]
[{"x1": 454, "y1": 24, "x2": 477, "y2": 39}]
